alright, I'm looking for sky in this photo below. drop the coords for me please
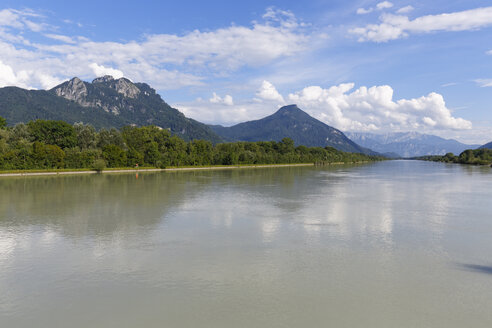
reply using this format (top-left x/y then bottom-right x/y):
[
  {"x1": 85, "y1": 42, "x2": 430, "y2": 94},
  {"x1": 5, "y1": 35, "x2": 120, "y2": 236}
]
[{"x1": 0, "y1": 0, "x2": 491, "y2": 144}]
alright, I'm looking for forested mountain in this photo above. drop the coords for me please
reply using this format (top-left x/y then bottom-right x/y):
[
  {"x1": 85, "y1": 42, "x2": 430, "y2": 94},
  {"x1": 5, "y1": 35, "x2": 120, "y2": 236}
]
[
  {"x1": 210, "y1": 105, "x2": 376, "y2": 154},
  {"x1": 479, "y1": 141, "x2": 492, "y2": 149},
  {"x1": 0, "y1": 76, "x2": 222, "y2": 142},
  {"x1": 346, "y1": 132, "x2": 479, "y2": 157}
]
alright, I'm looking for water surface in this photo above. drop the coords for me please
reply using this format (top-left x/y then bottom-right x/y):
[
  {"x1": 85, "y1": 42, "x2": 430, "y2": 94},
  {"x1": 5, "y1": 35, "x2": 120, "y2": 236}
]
[{"x1": 1, "y1": 161, "x2": 491, "y2": 327}]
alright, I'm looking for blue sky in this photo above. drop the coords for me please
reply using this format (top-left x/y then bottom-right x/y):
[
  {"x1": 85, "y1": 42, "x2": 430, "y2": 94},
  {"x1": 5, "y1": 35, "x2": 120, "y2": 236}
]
[{"x1": 0, "y1": 0, "x2": 491, "y2": 143}]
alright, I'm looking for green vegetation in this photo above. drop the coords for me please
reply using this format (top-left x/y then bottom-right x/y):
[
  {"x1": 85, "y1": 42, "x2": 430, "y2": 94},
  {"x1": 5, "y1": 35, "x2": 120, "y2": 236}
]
[
  {"x1": 0, "y1": 116, "x2": 383, "y2": 171},
  {"x1": 418, "y1": 148, "x2": 492, "y2": 165}
]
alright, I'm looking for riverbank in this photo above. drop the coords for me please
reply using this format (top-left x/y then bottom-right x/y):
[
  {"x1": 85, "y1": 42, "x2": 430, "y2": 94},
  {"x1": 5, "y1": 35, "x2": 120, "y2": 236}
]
[
  {"x1": 0, "y1": 161, "x2": 380, "y2": 177},
  {"x1": 0, "y1": 163, "x2": 319, "y2": 177}
]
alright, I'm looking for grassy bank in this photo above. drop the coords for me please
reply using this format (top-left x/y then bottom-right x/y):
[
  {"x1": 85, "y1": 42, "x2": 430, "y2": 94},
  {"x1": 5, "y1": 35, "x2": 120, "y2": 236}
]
[{"x1": 0, "y1": 161, "x2": 377, "y2": 177}]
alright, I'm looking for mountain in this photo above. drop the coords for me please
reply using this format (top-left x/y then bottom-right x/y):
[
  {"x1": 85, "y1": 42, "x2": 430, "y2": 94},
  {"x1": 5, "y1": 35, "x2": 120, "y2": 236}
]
[
  {"x1": 479, "y1": 141, "x2": 492, "y2": 149},
  {"x1": 210, "y1": 104, "x2": 376, "y2": 154},
  {"x1": 0, "y1": 76, "x2": 222, "y2": 142},
  {"x1": 346, "y1": 132, "x2": 480, "y2": 157}
]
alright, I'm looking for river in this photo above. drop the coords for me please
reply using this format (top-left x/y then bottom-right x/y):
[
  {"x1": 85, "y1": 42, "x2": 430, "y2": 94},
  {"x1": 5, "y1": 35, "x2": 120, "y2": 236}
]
[{"x1": 1, "y1": 160, "x2": 491, "y2": 327}]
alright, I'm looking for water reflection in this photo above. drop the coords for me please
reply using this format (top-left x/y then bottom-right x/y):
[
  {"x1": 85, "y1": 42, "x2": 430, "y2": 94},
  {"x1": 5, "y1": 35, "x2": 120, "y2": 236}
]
[
  {"x1": 459, "y1": 263, "x2": 492, "y2": 275},
  {"x1": 1, "y1": 162, "x2": 490, "y2": 244}
]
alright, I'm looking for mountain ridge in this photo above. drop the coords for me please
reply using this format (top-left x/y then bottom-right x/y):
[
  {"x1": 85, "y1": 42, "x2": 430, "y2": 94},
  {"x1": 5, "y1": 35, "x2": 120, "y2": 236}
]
[
  {"x1": 479, "y1": 141, "x2": 492, "y2": 149},
  {"x1": 346, "y1": 131, "x2": 480, "y2": 157},
  {"x1": 210, "y1": 104, "x2": 377, "y2": 155},
  {"x1": 0, "y1": 76, "x2": 222, "y2": 142}
]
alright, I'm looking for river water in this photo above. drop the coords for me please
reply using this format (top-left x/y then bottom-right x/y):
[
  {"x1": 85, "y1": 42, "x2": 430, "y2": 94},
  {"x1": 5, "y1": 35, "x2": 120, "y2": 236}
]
[{"x1": 1, "y1": 160, "x2": 491, "y2": 327}]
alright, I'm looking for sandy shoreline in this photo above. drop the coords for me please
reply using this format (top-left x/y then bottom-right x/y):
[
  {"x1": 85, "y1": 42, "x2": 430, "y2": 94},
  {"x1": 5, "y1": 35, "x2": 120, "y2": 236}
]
[{"x1": 0, "y1": 163, "x2": 317, "y2": 177}]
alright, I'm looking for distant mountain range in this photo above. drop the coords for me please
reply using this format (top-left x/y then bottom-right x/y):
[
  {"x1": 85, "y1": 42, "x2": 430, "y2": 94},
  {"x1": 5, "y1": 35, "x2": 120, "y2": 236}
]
[
  {"x1": 210, "y1": 105, "x2": 377, "y2": 155},
  {"x1": 479, "y1": 141, "x2": 492, "y2": 149},
  {"x1": 0, "y1": 76, "x2": 221, "y2": 142},
  {"x1": 346, "y1": 132, "x2": 480, "y2": 157},
  {"x1": 8, "y1": 75, "x2": 482, "y2": 157}
]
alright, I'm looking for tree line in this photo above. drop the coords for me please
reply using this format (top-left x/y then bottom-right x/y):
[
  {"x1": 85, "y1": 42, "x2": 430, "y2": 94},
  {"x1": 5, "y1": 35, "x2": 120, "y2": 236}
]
[
  {"x1": 418, "y1": 149, "x2": 492, "y2": 166},
  {"x1": 0, "y1": 117, "x2": 382, "y2": 170}
]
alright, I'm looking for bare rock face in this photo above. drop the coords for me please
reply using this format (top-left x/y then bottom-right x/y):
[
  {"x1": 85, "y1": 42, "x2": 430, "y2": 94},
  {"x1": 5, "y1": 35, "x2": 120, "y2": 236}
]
[
  {"x1": 113, "y1": 78, "x2": 140, "y2": 98},
  {"x1": 54, "y1": 77, "x2": 89, "y2": 105},
  {"x1": 50, "y1": 76, "x2": 146, "y2": 117},
  {"x1": 92, "y1": 75, "x2": 115, "y2": 84}
]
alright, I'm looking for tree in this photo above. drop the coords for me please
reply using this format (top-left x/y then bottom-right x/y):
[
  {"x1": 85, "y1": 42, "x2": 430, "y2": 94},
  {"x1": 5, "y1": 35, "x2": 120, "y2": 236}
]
[
  {"x1": 0, "y1": 116, "x2": 6, "y2": 129},
  {"x1": 27, "y1": 120, "x2": 77, "y2": 149},
  {"x1": 74, "y1": 123, "x2": 97, "y2": 149},
  {"x1": 9, "y1": 123, "x2": 30, "y2": 148},
  {"x1": 279, "y1": 137, "x2": 295, "y2": 154},
  {"x1": 126, "y1": 148, "x2": 144, "y2": 167},
  {"x1": 32, "y1": 142, "x2": 65, "y2": 168},
  {"x1": 97, "y1": 128, "x2": 125, "y2": 149},
  {"x1": 102, "y1": 144, "x2": 127, "y2": 167},
  {"x1": 144, "y1": 141, "x2": 160, "y2": 166}
]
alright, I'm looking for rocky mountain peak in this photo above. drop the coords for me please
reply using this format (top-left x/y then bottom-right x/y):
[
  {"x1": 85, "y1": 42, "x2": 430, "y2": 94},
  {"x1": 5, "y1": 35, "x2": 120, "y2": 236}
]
[
  {"x1": 53, "y1": 77, "x2": 88, "y2": 104},
  {"x1": 92, "y1": 75, "x2": 115, "y2": 83},
  {"x1": 112, "y1": 78, "x2": 140, "y2": 99}
]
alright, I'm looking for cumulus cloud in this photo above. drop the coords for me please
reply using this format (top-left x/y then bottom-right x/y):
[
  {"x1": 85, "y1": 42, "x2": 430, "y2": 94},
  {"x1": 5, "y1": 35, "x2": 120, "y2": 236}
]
[
  {"x1": 0, "y1": 7, "x2": 311, "y2": 90},
  {"x1": 376, "y1": 1, "x2": 394, "y2": 10},
  {"x1": 396, "y1": 5, "x2": 414, "y2": 14},
  {"x1": 357, "y1": 2, "x2": 393, "y2": 15},
  {"x1": 0, "y1": 59, "x2": 63, "y2": 89},
  {"x1": 89, "y1": 63, "x2": 124, "y2": 79},
  {"x1": 288, "y1": 83, "x2": 472, "y2": 131},
  {"x1": 357, "y1": 8, "x2": 374, "y2": 15},
  {"x1": 256, "y1": 80, "x2": 285, "y2": 103},
  {"x1": 177, "y1": 81, "x2": 472, "y2": 134},
  {"x1": 209, "y1": 92, "x2": 234, "y2": 106},
  {"x1": 0, "y1": 60, "x2": 28, "y2": 87},
  {"x1": 350, "y1": 6, "x2": 492, "y2": 42}
]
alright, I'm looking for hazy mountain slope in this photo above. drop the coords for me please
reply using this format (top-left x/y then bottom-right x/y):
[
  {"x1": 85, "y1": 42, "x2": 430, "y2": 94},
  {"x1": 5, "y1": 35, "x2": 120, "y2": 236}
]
[
  {"x1": 210, "y1": 104, "x2": 376, "y2": 154},
  {"x1": 346, "y1": 132, "x2": 479, "y2": 157},
  {"x1": 479, "y1": 141, "x2": 492, "y2": 149}
]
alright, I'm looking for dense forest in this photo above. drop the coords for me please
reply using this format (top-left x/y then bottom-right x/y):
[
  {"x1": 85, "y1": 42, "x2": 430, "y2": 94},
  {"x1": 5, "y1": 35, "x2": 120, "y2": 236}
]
[
  {"x1": 0, "y1": 117, "x2": 382, "y2": 171},
  {"x1": 418, "y1": 148, "x2": 492, "y2": 165}
]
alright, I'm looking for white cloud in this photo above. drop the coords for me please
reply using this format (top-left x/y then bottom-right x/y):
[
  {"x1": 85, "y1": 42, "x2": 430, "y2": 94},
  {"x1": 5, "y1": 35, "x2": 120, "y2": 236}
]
[
  {"x1": 288, "y1": 83, "x2": 472, "y2": 131},
  {"x1": 44, "y1": 33, "x2": 76, "y2": 44},
  {"x1": 350, "y1": 6, "x2": 492, "y2": 42},
  {"x1": 177, "y1": 81, "x2": 472, "y2": 134},
  {"x1": 256, "y1": 80, "x2": 285, "y2": 103},
  {"x1": 0, "y1": 7, "x2": 311, "y2": 90},
  {"x1": 396, "y1": 5, "x2": 414, "y2": 14},
  {"x1": 376, "y1": 1, "x2": 393, "y2": 10},
  {"x1": 0, "y1": 60, "x2": 27, "y2": 87},
  {"x1": 474, "y1": 79, "x2": 492, "y2": 87},
  {"x1": 356, "y1": 8, "x2": 373, "y2": 15},
  {"x1": 0, "y1": 8, "x2": 45, "y2": 32},
  {"x1": 89, "y1": 63, "x2": 124, "y2": 79},
  {"x1": 177, "y1": 100, "x2": 263, "y2": 126},
  {"x1": 209, "y1": 92, "x2": 234, "y2": 106},
  {"x1": 0, "y1": 59, "x2": 62, "y2": 89},
  {"x1": 0, "y1": 9, "x2": 23, "y2": 28}
]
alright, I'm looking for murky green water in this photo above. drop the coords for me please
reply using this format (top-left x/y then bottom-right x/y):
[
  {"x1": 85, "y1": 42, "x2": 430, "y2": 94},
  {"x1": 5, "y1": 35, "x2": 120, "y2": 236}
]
[{"x1": 1, "y1": 161, "x2": 491, "y2": 327}]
